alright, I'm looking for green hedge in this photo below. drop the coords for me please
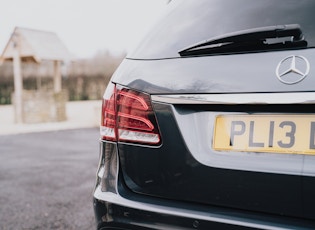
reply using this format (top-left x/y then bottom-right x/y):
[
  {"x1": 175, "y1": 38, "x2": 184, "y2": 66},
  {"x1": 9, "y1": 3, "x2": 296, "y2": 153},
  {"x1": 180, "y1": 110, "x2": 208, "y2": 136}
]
[
  {"x1": 0, "y1": 79, "x2": 14, "y2": 104},
  {"x1": 0, "y1": 75, "x2": 110, "y2": 105}
]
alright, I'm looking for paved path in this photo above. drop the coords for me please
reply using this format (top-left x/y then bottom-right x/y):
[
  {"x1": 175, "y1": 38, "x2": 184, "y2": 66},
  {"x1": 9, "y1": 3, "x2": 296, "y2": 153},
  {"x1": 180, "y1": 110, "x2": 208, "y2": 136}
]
[{"x1": 0, "y1": 100, "x2": 101, "y2": 135}]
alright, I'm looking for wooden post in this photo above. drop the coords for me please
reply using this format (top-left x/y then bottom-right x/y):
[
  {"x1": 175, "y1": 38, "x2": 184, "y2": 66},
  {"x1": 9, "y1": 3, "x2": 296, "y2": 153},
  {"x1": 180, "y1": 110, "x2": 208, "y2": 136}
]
[
  {"x1": 53, "y1": 60, "x2": 62, "y2": 93},
  {"x1": 36, "y1": 63, "x2": 42, "y2": 90},
  {"x1": 12, "y1": 32, "x2": 23, "y2": 123}
]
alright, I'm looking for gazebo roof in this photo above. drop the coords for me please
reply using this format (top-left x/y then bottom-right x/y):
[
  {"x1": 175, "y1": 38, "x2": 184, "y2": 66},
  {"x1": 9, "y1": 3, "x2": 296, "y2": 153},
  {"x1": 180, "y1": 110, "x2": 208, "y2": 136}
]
[{"x1": 0, "y1": 27, "x2": 73, "y2": 63}]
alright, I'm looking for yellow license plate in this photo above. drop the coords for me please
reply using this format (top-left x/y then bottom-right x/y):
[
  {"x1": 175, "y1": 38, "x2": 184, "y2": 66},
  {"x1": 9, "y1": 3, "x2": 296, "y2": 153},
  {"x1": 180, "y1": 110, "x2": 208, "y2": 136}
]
[{"x1": 213, "y1": 114, "x2": 315, "y2": 155}]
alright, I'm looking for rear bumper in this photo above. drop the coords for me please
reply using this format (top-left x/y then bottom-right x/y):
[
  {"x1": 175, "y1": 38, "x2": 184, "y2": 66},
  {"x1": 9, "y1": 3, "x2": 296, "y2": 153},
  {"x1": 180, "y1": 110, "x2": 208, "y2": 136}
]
[
  {"x1": 93, "y1": 185, "x2": 315, "y2": 230},
  {"x1": 93, "y1": 142, "x2": 315, "y2": 230},
  {"x1": 93, "y1": 186, "x2": 258, "y2": 230}
]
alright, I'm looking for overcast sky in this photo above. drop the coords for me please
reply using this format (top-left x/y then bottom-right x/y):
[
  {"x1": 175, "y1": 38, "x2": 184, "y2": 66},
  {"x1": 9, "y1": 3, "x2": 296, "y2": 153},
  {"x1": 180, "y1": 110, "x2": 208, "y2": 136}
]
[{"x1": 0, "y1": 0, "x2": 169, "y2": 59}]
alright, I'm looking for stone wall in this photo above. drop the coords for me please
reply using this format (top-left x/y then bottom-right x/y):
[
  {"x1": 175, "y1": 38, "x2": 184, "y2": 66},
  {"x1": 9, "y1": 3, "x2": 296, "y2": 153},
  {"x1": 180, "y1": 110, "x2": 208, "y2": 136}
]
[{"x1": 13, "y1": 90, "x2": 68, "y2": 123}]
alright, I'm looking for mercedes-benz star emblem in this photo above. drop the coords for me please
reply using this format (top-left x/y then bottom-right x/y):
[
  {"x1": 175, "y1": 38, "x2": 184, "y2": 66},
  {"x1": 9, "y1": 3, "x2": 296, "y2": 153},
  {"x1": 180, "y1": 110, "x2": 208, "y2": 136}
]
[{"x1": 276, "y1": 55, "x2": 310, "y2": 85}]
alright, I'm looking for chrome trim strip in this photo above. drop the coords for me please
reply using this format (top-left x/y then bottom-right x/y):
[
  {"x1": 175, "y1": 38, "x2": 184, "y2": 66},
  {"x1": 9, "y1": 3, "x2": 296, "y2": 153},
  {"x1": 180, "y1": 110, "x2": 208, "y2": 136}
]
[{"x1": 151, "y1": 92, "x2": 315, "y2": 104}]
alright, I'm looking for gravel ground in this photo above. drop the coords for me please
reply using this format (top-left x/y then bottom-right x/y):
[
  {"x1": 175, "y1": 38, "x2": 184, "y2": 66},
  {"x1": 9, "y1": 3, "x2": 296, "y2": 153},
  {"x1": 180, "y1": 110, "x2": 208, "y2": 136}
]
[{"x1": 0, "y1": 128, "x2": 99, "y2": 230}]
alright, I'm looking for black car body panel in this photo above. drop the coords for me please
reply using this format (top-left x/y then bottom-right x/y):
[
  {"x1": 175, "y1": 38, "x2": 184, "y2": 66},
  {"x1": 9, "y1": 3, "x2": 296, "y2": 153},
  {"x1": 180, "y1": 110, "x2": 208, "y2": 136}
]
[
  {"x1": 94, "y1": 0, "x2": 315, "y2": 229},
  {"x1": 114, "y1": 50, "x2": 315, "y2": 94},
  {"x1": 118, "y1": 101, "x2": 315, "y2": 219}
]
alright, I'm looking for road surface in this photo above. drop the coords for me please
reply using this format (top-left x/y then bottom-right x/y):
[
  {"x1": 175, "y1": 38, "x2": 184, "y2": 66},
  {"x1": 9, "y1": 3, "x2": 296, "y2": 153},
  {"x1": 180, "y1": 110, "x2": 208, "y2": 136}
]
[{"x1": 0, "y1": 128, "x2": 99, "y2": 229}]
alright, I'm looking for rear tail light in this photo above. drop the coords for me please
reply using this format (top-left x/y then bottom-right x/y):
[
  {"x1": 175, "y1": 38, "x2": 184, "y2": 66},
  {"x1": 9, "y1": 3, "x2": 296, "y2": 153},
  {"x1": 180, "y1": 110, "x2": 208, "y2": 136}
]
[
  {"x1": 100, "y1": 83, "x2": 117, "y2": 141},
  {"x1": 100, "y1": 83, "x2": 161, "y2": 145}
]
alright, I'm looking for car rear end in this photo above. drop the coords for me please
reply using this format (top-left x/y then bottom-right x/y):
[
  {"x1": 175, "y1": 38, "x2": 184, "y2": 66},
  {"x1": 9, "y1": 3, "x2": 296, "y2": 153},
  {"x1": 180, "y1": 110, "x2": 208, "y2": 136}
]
[{"x1": 93, "y1": 0, "x2": 315, "y2": 229}]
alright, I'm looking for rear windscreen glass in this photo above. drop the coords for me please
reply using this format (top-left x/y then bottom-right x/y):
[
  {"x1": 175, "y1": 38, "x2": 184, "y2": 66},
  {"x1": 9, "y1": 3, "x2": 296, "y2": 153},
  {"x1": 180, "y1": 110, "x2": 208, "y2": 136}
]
[{"x1": 128, "y1": 0, "x2": 315, "y2": 59}]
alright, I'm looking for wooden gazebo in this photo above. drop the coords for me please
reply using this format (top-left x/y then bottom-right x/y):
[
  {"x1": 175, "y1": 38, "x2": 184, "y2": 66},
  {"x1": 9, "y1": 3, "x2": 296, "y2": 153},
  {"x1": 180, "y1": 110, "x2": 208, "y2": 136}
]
[{"x1": 0, "y1": 27, "x2": 73, "y2": 123}]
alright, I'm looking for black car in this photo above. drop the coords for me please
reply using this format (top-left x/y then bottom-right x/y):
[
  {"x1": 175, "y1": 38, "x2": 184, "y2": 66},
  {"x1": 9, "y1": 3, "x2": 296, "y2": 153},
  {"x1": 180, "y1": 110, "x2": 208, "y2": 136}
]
[{"x1": 93, "y1": 1, "x2": 315, "y2": 229}]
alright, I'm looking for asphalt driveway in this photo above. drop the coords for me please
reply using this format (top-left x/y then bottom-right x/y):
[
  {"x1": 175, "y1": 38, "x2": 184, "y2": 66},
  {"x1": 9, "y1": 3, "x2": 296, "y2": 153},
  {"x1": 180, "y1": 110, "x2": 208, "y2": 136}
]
[{"x1": 0, "y1": 128, "x2": 99, "y2": 229}]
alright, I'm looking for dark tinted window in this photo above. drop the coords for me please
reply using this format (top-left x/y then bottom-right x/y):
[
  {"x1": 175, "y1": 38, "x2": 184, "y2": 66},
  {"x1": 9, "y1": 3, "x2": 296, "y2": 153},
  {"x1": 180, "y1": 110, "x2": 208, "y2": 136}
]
[{"x1": 128, "y1": 0, "x2": 315, "y2": 59}]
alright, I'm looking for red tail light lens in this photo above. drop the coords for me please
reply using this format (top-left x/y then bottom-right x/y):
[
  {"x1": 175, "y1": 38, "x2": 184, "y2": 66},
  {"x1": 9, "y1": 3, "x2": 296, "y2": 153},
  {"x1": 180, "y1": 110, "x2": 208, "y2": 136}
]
[
  {"x1": 100, "y1": 83, "x2": 117, "y2": 141},
  {"x1": 101, "y1": 83, "x2": 161, "y2": 145}
]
